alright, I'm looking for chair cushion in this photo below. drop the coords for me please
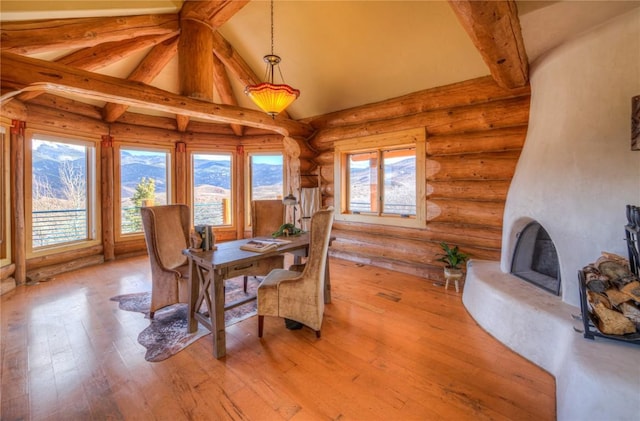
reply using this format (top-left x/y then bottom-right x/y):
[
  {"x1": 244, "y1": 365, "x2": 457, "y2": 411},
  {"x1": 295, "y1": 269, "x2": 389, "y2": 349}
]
[{"x1": 257, "y1": 269, "x2": 301, "y2": 316}]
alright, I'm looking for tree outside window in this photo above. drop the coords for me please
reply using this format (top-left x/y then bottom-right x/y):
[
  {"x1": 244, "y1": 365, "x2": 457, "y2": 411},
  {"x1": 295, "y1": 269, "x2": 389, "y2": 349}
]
[
  {"x1": 120, "y1": 148, "x2": 168, "y2": 235},
  {"x1": 30, "y1": 137, "x2": 94, "y2": 248}
]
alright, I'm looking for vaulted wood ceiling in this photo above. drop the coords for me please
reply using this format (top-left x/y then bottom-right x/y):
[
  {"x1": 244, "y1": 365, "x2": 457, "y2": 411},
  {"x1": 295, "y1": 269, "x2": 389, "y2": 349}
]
[{"x1": 1, "y1": 0, "x2": 637, "y2": 136}]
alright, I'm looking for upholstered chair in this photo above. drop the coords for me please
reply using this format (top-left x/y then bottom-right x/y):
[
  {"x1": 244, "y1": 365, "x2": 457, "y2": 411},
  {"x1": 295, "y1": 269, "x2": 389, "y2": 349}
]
[
  {"x1": 141, "y1": 204, "x2": 191, "y2": 318},
  {"x1": 257, "y1": 208, "x2": 334, "y2": 338},
  {"x1": 242, "y1": 200, "x2": 286, "y2": 292}
]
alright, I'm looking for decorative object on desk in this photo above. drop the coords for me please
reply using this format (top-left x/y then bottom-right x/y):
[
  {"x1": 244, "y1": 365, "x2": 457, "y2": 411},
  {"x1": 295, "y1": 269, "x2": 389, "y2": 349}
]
[
  {"x1": 110, "y1": 276, "x2": 258, "y2": 362},
  {"x1": 240, "y1": 238, "x2": 291, "y2": 253},
  {"x1": 194, "y1": 225, "x2": 216, "y2": 250},
  {"x1": 272, "y1": 223, "x2": 302, "y2": 238},
  {"x1": 436, "y1": 242, "x2": 469, "y2": 292},
  {"x1": 282, "y1": 193, "x2": 298, "y2": 228}
]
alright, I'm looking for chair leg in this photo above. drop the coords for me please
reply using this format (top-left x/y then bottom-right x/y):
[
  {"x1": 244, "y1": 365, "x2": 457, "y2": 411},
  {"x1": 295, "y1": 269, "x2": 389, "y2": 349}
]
[
  {"x1": 258, "y1": 315, "x2": 264, "y2": 337},
  {"x1": 149, "y1": 311, "x2": 155, "y2": 319},
  {"x1": 243, "y1": 275, "x2": 248, "y2": 293},
  {"x1": 315, "y1": 330, "x2": 321, "y2": 338}
]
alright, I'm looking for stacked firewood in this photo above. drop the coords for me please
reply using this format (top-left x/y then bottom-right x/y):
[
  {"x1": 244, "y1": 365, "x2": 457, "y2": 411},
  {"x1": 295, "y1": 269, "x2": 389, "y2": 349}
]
[{"x1": 583, "y1": 253, "x2": 640, "y2": 335}]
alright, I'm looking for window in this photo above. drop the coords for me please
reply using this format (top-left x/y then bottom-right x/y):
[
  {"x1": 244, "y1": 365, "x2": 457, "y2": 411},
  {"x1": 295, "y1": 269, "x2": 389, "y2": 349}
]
[
  {"x1": 347, "y1": 147, "x2": 416, "y2": 216},
  {"x1": 335, "y1": 128, "x2": 425, "y2": 228},
  {"x1": 27, "y1": 133, "x2": 98, "y2": 254},
  {"x1": 191, "y1": 152, "x2": 232, "y2": 226},
  {"x1": 117, "y1": 146, "x2": 171, "y2": 236},
  {"x1": 249, "y1": 153, "x2": 284, "y2": 200},
  {"x1": 245, "y1": 152, "x2": 284, "y2": 228}
]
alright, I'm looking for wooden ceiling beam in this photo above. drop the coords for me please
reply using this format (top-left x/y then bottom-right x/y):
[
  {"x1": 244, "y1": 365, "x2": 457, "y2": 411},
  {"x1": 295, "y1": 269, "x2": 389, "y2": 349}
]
[
  {"x1": 103, "y1": 36, "x2": 180, "y2": 123},
  {"x1": 0, "y1": 14, "x2": 179, "y2": 55},
  {"x1": 212, "y1": 52, "x2": 243, "y2": 136},
  {"x1": 180, "y1": 0, "x2": 250, "y2": 30},
  {"x1": 0, "y1": 52, "x2": 313, "y2": 137},
  {"x1": 448, "y1": 0, "x2": 529, "y2": 89},
  {"x1": 57, "y1": 33, "x2": 178, "y2": 71},
  {"x1": 16, "y1": 33, "x2": 179, "y2": 103}
]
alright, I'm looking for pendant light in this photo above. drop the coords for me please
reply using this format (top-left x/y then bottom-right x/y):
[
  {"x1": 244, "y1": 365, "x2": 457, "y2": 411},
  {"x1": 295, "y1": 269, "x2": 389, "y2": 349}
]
[{"x1": 245, "y1": 0, "x2": 300, "y2": 118}]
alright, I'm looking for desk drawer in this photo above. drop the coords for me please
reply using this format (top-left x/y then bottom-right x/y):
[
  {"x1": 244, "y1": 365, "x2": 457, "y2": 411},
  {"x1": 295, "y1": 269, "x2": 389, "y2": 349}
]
[{"x1": 227, "y1": 255, "x2": 284, "y2": 278}]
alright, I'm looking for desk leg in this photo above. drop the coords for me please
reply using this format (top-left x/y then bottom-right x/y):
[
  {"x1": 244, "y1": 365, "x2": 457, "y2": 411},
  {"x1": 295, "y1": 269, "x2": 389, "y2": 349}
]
[
  {"x1": 210, "y1": 270, "x2": 226, "y2": 358},
  {"x1": 187, "y1": 259, "x2": 199, "y2": 333}
]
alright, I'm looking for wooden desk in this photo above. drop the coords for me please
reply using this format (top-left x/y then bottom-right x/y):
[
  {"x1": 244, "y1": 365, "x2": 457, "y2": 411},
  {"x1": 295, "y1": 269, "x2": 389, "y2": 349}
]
[{"x1": 183, "y1": 233, "x2": 331, "y2": 358}]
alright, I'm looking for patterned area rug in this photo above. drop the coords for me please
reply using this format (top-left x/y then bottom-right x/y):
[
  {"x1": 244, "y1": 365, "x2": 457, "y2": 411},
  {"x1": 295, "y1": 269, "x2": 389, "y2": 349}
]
[{"x1": 111, "y1": 276, "x2": 258, "y2": 362}]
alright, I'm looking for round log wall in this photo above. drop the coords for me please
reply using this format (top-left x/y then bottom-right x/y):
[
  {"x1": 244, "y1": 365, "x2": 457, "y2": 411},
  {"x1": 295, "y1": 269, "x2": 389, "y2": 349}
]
[{"x1": 303, "y1": 75, "x2": 530, "y2": 281}]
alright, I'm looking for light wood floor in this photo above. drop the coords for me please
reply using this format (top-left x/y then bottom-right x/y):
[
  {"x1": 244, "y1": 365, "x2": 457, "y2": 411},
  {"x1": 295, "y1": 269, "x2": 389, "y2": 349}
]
[{"x1": 1, "y1": 256, "x2": 556, "y2": 420}]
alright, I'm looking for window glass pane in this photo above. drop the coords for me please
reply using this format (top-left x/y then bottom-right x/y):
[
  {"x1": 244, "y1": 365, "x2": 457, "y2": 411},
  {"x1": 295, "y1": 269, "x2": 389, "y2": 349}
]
[
  {"x1": 383, "y1": 148, "x2": 416, "y2": 216},
  {"x1": 348, "y1": 152, "x2": 377, "y2": 213},
  {"x1": 31, "y1": 138, "x2": 89, "y2": 247},
  {"x1": 250, "y1": 154, "x2": 283, "y2": 200},
  {"x1": 192, "y1": 153, "x2": 232, "y2": 226},
  {"x1": 120, "y1": 149, "x2": 168, "y2": 234}
]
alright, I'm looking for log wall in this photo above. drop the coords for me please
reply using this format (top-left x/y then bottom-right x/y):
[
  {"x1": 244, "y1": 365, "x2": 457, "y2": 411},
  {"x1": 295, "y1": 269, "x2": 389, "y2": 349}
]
[
  {"x1": 2, "y1": 98, "x2": 282, "y2": 283},
  {"x1": 2, "y1": 75, "x2": 529, "y2": 286},
  {"x1": 304, "y1": 76, "x2": 530, "y2": 281}
]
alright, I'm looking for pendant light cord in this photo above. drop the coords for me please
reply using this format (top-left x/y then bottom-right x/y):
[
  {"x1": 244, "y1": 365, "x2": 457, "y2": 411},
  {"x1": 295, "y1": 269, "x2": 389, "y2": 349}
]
[{"x1": 270, "y1": 0, "x2": 274, "y2": 56}]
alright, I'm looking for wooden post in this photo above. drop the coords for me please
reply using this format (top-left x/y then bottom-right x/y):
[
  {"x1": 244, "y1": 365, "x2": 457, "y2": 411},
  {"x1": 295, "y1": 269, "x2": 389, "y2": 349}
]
[
  {"x1": 101, "y1": 135, "x2": 115, "y2": 261},
  {"x1": 175, "y1": 141, "x2": 187, "y2": 205},
  {"x1": 235, "y1": 146, "x2": 244, "y2": 239},
  {"x1": 10, "y1": 120, "x2": 26, "y2": 284},
  {"x1": 178, "y1": 20, "x2": 213, "y2": 102}
]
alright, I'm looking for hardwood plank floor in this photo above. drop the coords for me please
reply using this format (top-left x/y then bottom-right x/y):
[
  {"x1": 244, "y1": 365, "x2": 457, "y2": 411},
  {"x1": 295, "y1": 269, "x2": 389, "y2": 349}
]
[{"x1": 1, "y1": 256, "x2": 556, "y2": 420}]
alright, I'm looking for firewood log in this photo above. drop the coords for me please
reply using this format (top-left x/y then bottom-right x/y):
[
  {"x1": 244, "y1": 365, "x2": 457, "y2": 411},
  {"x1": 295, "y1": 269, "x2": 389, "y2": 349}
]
[
  {"x1": 591, "y1": 302, "x2": 636, "y2": 335},
  {"x1": 587, "y1": 291, "x2": 611, "y2": 309},
  {"x1": 620, "y1": 281, "x2": 640, "y2": 302},
  {"x1": 585, "y1": 271, "x2": 611, "y2": 293},
  {"x1": 620, "y1": 302, "x2": 640, "y2": 327},
  {"x1": 605, "y1": 288, "x2": 632, "y2": 307}
]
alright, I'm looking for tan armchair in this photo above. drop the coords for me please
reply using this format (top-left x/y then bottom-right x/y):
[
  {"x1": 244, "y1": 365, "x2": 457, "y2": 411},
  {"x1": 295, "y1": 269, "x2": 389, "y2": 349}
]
[
  {"x1": 242, "y1": 200, "x2": 286, "y2": 292},
  {"x1": 257, "y1": 208, "x2": 334, "y2": 338},
  {"x1": 141, "y1": 204, "x2": 191, "y2": 318}
]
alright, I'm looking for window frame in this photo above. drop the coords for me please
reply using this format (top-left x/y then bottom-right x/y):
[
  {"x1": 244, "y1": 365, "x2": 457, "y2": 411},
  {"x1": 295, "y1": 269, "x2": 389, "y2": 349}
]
[
  {"x1": 334, "y1": 128, "x2": 426, "y2": 228},
  {"x1": 188, "y1": 149, "x2": 235, "y2": 229},
  {"x1": 114, "y1": 143, "x2": 173, "y2": 241},
  {"x1": 0, "y1": 124, "x2": 9, "y2": 264},
  {"x1": 25, "y1": 130, "x2": 100, "y2": 257}
]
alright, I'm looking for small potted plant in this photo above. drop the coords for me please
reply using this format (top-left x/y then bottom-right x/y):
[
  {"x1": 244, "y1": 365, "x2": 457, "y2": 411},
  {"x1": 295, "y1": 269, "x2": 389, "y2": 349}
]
[{"x1": 436, "y1": 242, "x2": 469, "y2": 280}]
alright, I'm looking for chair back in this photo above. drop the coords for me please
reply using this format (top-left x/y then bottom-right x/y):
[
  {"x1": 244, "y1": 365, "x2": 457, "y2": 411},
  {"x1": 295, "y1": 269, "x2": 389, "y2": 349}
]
[
  {"x1": 301, "y1": 208, "x2": 334, "y2": 283},
  {"x1": 251, "y1": 200, "x2": 285, "y2": 237},
  {"x1": 141, "y1": 204, "x2": 190, "y2": 270}
]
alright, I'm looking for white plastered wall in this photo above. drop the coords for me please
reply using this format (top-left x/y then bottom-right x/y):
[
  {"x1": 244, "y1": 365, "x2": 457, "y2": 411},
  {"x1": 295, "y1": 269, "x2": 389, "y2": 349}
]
[{"x1": 501, "y1": 7, "x2": 640, "y2": 308}]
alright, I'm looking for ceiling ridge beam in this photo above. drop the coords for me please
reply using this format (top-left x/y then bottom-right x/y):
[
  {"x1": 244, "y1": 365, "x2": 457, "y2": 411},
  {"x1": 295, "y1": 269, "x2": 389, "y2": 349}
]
[{"x1": 180, "y1": 0, "x2": 250, "y2": 31}]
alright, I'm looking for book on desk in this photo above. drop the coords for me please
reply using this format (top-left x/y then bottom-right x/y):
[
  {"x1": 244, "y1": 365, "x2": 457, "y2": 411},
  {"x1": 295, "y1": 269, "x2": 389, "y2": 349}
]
[{"x1": 240, "y1": 238, "x2": 291, "y2": 253}]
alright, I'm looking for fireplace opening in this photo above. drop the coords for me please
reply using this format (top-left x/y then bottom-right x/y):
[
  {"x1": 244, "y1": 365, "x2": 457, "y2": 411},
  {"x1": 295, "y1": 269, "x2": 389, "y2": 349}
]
[{"x1": 511, "y1": 222, "x2": 561, "y2": 295}]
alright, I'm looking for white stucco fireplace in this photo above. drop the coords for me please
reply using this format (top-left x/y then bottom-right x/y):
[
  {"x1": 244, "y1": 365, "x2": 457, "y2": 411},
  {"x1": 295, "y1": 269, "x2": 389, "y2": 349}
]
[{"x1": 462, "y1": 7, "x2": 640, "y2": 421}]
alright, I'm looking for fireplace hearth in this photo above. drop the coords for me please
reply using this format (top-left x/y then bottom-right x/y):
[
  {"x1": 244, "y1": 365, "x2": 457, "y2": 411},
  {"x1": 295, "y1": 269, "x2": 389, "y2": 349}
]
[{"x1": 511, "y1": 222, "x2": 561, "y2": 295}]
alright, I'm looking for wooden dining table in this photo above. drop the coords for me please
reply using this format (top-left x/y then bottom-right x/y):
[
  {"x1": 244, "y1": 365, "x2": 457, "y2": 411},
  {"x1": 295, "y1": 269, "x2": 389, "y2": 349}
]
[{"x1": 183, "y1": 233, "x2": 332, "y2": 358}]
